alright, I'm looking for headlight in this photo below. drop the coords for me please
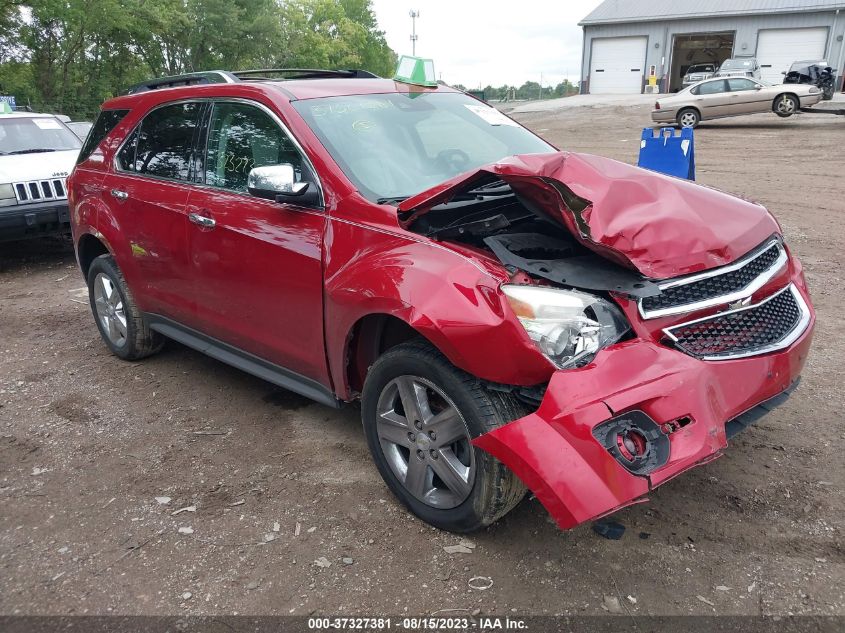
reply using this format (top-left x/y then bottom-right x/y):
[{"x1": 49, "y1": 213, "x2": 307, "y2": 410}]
[
  {"x1": 0, "y1": 183, "x2": 17, "y2": 207},
  {"x1": 502, "y1": 284, "x2": 630, "y2": 369}
]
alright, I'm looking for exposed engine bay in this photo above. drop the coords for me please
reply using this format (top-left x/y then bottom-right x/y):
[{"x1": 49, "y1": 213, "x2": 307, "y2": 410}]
[{"x1": 404, "y1": 180, "x2": 660, "y2": 298}]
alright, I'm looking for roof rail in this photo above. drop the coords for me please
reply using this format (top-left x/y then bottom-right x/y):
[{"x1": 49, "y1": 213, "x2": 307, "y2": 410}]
[
  {"x1": 231, "y1": 68, "x2": 379, "y2": 80},
  {"x1": 126, "y1": 71, "x2": 238, "y2": 95},
  {"x1": 126, "y1": 68, "x2": 380, "y2": 94}
]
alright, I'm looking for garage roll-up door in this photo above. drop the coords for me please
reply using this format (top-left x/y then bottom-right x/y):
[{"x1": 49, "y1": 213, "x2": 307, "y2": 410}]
[
  {"x1": 757, "y1": 28, "x2": 828, "y2": 84},
  {"x1": 589, "y1": 37, "x2": 647, "y2": 94}
]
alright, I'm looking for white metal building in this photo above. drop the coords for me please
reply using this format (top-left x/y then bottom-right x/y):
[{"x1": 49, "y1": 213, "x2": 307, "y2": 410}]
[{"x1": 579, "y1": 0, "x2": 845, "y2": 94}]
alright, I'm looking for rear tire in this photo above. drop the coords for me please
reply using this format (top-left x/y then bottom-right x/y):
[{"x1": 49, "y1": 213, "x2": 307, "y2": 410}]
[
  {"x1": 677, "y1": 108, "x2": 700, "y2": 128},
  {"x1": 87, "y1": 254, "x2": 164, "y2": 360},
  {"x1": 361, "y1": 340, "x2": 527, "y2": 532},
  {"x1": 774, "y1": 94, "x2": 799, "y2": 117}
]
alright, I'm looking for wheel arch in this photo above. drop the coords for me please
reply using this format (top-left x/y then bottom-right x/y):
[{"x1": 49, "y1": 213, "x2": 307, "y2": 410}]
[
  {"x1": 76, "y1": 232, "x2": 111, "y2": 280},
  {"x1": 342, "y1": 312, "x2": 461, "y2": 400}
]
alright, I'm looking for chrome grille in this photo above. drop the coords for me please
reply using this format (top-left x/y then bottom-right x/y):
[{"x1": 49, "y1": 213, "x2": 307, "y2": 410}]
[
  {"x1": 663, "y1": 285, "x2": 809, "y2": 360},
  {"x1": 13, "y1": 178, "x2": 68, "y2": 203},
  {"x1": 639, "y1": 239, "x2": 787, "y2": 319}
]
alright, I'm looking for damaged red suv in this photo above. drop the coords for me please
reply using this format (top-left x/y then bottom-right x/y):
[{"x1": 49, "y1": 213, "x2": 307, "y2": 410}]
[{"x1": 68, "y1": 68, "x2": 814, "y2": 533}]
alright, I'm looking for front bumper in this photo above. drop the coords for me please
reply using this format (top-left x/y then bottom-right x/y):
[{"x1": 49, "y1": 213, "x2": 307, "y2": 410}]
[
  {"x1": 799, "y1": 93, "x2": 823, "y2": 107},
  {"x1": 473, "y1": 295, "x2": 814, "y2": 530},
  {"x1": 0, "y1": 200, "x2": 70, "y2": 242}
]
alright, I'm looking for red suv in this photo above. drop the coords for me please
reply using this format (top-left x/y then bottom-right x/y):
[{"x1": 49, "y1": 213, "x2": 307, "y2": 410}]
[{"x1": 68, "y1": 69, "x2": 814, "y2": 533}]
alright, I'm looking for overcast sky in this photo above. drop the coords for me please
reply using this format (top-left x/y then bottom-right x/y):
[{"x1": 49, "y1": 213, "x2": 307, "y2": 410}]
[{"x1": 370, "y1": 0, "x2": 604, "y2": 88}]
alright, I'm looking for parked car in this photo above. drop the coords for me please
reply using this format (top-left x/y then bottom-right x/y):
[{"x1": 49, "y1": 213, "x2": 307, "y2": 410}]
[
  {"x1": 652, "y1": 76, "x2": 822, "y2": 127},
  {"x1": 66, "y1": 121, "x2": 93, "y2": 140},
  {"x1": 714, "y1": 57, "x2": 762, "y2": 80},
  {"x1": 783, "y1": 60, "x2": 835, "y2": 100},
  {"x1": 0, "y1": 110, "x2": 81, "y2": 241},
  {"x1": 68, "y1": 67, "x2": 814, "y2": 533},
  {"x1": 681, "y1": 63, "x2": 716, "y2": 88}
]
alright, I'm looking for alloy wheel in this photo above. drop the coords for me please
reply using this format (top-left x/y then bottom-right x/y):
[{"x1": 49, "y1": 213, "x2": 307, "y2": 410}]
[
  {"x1": 93, "y1": 272, "x2": 128, "y2": 347},
  {"x1": 777, "y1": 96, "x2": 796, "y2": 114},
  {"x1": 679, "y1": 111, "x2": 697, "y2": 127},
  {"x1": 375, "y1": 375, "x2": 475, "y2": 509}
]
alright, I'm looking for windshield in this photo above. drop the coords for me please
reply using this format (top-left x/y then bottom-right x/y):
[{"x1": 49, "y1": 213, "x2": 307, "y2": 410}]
[
  {"x1": 292, "y1": 92, "x2": 555, "y2": 202},
  {"x1": 720, "y1": 59, "x2": 753, "y2": 70},
  {"x1": 687, "y1": 65, "x2": 714, "y2": 74},
  {"x1": 0, "y1": 116, "x2": 82, "y2": 155}
]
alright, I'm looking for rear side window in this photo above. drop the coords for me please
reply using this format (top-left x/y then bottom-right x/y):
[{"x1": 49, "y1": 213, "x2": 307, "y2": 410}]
[
  {"x1": 695, "y1": 80, "x2": 726, "y2": 95},
  {"x1": 124, "y1": 102, "x2": 202, "y2": 181},
  {"x1": 76, "y1": 109, "x2": 129, "y2": 164}
]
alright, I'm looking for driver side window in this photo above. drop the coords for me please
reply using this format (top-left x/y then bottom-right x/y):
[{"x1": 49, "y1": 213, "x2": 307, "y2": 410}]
[
  {"x1": 204, "y1": 102, "x2": 304, "y2": 193},
  {"x1": 727, "y1": 78, "x2": 756, "y2": 92}
]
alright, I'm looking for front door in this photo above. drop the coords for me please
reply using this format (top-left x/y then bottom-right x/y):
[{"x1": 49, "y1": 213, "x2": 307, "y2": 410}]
[
  {"x1": 725, "y1": 78, "x2": 767, "y2": 114},
  {"x1": 186, "y1": 100, "x2": 329, "y2": 386},
  {"x1": 102, "y1": 100, "x2": 203, "y2": 323}
]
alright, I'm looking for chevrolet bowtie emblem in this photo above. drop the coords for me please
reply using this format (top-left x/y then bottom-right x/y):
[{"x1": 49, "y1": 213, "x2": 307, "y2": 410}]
[{"x1": 727, "y1": 297, "x2": 752, "y2": 310}]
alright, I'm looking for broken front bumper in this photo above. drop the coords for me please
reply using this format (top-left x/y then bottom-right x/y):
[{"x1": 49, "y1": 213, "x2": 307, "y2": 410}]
[{"x1": 473, "y1": 312, "x2": 813, "y2": 530}]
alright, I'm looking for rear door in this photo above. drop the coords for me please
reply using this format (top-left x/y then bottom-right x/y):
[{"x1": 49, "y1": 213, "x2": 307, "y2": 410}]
[
  {"x1": 185, "y1": 99, "x2": 329, "y2": 385},
  {"x1": 102, "y1": 101, "x2": 203, "y2": 323},
  {"x1": 692, "y1": 79, "x2": 732, "y2": 118}
]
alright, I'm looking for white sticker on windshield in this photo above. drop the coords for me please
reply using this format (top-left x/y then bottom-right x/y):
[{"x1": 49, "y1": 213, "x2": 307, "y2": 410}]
[
  {"x1": 33, "y1": 118, "x2": 62, "y2": 130},
  {"x1": 464, "y1": 104, "x2": 518, "y2": 126}
]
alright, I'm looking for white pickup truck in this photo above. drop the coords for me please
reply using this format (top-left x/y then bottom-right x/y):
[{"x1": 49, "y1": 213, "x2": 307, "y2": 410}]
[{"x1": 0, "y1": 110, "x2": 82, "y2": 241}]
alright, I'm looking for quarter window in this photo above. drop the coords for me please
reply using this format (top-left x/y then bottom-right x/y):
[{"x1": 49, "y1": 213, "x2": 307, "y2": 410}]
[
  {"x1": 131, "y1": 102, "x2": 202, "y2": 180},
  {"x1": 77, "y1": 109, "x2": 128, "y2": 164},
  {"x1": 204, "y1": 102, "x2": 304, "y2": 193}
]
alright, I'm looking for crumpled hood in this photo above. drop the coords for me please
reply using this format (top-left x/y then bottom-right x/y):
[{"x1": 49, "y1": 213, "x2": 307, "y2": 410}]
[
  {"x1": 0, "y1": 150, "x2": 77, "y2": 184},
  {"x1": 398, "y1": 152, "x2": 780, "y2": 280}
]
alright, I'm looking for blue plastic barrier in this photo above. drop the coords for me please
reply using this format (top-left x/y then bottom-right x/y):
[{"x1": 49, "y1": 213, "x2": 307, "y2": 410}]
[{"x1": 638, "y1": 127, "x2": 695, "y2": 181}]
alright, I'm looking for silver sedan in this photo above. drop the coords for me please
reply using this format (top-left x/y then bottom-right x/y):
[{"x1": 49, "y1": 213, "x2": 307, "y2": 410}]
[{"x1": 652, "y1": 77, "x2": 822, "y2": 128}]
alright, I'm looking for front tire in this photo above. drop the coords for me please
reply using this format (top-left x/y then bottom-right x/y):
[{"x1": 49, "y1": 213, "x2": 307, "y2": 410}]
[
  {"x1": 361, "y1": 341, "x2": 526, "y2": 532},
  {"x1": 774, "y1": 94, "x2": 799, "y2": 117},
  {"x1": 677, "y1": 108, "x2": 700, "y2": 128},
  {"x1": 87, "y1": 254, "x2": 164, "y2": 360}
]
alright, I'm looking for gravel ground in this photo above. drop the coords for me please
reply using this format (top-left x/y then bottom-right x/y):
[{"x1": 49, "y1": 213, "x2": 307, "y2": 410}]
[{"x1": 1, "y1": 101, "x2": 843, "y2": 617}]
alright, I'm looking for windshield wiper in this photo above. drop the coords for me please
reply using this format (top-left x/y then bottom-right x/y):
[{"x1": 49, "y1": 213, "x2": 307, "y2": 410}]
[
  {"x1": 376, "y1": 195, "x2": 410, "y2": 205},
  {"x1": 8, "y1": 148, "x2": 59, "y2": 155}
]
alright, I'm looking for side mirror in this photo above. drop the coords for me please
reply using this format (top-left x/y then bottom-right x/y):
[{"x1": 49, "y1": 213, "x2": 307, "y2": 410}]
[
  {"x1": 248, "y1": 164, "x2": 304, "y2": 198},
  {"x1": 755, "y1": 84, "x2": 763, "y2": 90},
  {"x1": 247, "y1": 164, "x2": 321, "y2": 206}
]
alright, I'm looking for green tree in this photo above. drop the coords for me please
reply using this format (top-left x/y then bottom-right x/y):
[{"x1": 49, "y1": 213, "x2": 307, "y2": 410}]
[
  {"x1": 277, "y1": 0, "x2": 395, "y2": 76},
  {"x1": 0, "y1": 0, "x2": 396, "y2": 118}
]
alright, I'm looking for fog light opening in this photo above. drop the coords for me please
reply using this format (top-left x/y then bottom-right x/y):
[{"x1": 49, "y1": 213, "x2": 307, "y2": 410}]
[
  {"x1": 617, "y1": 429, "x2": 648, "y2": 462},
  {"x1": 592, "y1": 411, "x2": 672, "y2": 476}
]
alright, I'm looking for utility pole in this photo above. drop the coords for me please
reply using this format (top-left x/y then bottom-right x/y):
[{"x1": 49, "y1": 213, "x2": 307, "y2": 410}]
[{"x1": 409, "y1": 10, "x2": 419, "y2": 56}]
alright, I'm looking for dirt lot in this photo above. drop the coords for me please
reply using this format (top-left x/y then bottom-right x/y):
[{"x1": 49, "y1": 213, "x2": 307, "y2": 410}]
[{"x1": 1, "y1": 102, "x2": 843, "y2": 617}]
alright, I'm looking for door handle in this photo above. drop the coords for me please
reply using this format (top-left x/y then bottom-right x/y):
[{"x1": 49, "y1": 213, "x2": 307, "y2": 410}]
[
  {"x1": 188, "y1": 212, "x2": 216, "y2": 229},
  {"x1": 110, "y1": 188, "x2": 128, "y2": 200}
]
